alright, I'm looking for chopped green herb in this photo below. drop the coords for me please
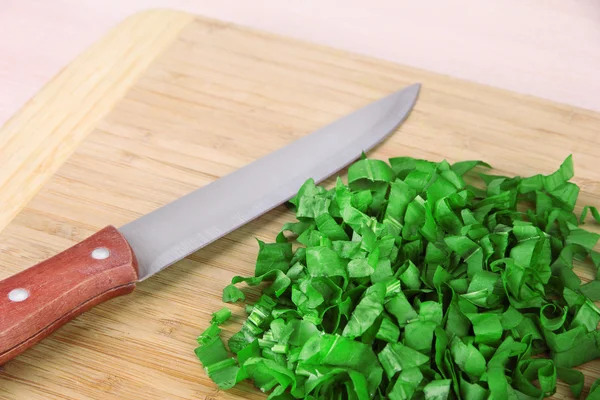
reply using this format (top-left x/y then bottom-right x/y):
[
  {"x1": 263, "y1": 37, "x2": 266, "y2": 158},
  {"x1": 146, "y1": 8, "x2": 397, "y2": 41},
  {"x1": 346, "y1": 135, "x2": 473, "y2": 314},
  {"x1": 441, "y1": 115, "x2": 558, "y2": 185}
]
[
  {"x1": 222, "y1": 284, "x2": 245, "y2": 303},
  {"x1": 211, "y1": 307, "x2": 232, "y2": 325},
  {"x1": 589, "y1": 377, "x2": 600, "y2": 399},
  {"x1": 195, "y1": 155, "x2": 600, "y2": 399},
  {"x1": 580, "y1": 205, "x2": 600, "y2": 224}
]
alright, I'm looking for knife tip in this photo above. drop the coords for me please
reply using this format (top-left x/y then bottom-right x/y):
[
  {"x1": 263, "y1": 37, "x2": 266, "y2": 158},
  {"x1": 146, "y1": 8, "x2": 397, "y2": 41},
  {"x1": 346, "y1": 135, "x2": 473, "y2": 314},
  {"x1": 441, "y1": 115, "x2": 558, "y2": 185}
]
[
  {"x1": 394, "y1": 83, "x2": 421, "y2": 107},
  {"x1": 407, "y1": 82, "x2": 421, "y2": 93}
]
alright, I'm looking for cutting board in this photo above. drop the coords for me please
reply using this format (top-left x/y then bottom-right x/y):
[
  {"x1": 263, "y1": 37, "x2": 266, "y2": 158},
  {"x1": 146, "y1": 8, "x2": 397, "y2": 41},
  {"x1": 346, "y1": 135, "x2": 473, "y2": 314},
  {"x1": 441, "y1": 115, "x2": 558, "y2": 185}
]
[{"x1": 1, "y1": 9, "x2": 599, "y2": 400}]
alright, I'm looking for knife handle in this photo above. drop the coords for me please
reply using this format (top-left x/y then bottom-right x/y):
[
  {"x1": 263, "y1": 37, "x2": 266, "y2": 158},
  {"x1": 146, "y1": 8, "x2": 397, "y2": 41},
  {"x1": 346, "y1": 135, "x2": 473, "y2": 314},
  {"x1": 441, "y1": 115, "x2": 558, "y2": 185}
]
[{"x1": 0, "y1": 226, "x2": 138, "y2": 365}]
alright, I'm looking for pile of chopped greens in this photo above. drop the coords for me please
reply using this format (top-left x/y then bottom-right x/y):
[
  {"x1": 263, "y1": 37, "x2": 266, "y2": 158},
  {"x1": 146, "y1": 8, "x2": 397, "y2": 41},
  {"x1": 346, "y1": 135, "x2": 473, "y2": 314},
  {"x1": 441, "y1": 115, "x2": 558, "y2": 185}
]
[{"x1": 195, "y1": 155, "x2": 600, "y2": 399}]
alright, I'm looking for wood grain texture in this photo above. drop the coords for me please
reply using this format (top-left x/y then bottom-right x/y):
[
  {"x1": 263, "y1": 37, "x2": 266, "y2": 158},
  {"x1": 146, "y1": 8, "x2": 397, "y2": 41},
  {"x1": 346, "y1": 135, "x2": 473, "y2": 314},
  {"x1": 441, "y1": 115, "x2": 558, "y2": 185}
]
[
  {"x1": 0, "y1": 10, "x2": 599, "y2": 400},
  {"x1": 0, "y1": 226, "x2": 138, "y2": 366},
  {"x1": 0, "y1": 9, "x2": 194, "y2": 236}
]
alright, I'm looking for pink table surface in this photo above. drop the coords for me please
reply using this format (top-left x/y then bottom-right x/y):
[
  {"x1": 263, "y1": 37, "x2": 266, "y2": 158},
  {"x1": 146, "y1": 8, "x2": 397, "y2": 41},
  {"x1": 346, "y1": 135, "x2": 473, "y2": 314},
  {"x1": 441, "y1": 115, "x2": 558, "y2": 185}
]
[{"x1": 1, "y1": 0, "x2": 600, "y2": 130}]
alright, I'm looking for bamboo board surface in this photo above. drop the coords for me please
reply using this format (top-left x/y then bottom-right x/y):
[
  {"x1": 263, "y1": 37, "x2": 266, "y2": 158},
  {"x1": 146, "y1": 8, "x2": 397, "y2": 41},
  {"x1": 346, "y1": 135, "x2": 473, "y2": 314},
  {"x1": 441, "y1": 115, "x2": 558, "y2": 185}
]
[{"x1": 0, "y1": 9, "x2": 599, "y2": 400}]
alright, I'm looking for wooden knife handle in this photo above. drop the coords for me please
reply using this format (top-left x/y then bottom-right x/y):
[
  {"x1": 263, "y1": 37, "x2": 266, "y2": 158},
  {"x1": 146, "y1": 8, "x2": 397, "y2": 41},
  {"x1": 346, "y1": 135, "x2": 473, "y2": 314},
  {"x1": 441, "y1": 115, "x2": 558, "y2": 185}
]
[{"x1": 0, "y1": 226, "x2": 138, "y2": 365}]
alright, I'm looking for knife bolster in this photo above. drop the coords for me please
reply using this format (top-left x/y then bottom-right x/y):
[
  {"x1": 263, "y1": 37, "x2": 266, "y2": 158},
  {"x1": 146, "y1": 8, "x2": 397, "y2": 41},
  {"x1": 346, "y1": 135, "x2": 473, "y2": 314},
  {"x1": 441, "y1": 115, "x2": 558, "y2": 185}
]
[{"x1": 0, "y1": 226, "x2": 138, "y2": 365}]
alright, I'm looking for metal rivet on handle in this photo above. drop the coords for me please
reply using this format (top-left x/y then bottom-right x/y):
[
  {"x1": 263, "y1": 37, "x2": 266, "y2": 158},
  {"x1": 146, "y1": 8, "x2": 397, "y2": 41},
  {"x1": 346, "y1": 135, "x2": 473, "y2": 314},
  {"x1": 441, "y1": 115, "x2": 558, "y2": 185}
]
[
  {"x1": 91, "y1": 247, "x2": 110, "y2": 260},
  {"x1": 8, "y1": 288, "x2": 30, "y2": 302}
]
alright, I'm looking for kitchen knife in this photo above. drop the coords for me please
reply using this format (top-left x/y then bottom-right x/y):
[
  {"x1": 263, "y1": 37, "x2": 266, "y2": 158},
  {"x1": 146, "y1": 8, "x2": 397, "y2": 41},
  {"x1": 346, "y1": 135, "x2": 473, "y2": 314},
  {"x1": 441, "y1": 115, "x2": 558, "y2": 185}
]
[{"x1": 0, "y1": 83, "x2": 420, "y2": 364}]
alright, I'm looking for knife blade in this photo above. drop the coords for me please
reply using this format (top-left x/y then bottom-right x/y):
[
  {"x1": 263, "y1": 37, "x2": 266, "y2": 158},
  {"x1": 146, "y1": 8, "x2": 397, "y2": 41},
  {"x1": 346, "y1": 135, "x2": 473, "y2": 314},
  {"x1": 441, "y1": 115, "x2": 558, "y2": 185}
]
[{"x1": 0, "y1": 83, "x2": 420, "y2": 364}]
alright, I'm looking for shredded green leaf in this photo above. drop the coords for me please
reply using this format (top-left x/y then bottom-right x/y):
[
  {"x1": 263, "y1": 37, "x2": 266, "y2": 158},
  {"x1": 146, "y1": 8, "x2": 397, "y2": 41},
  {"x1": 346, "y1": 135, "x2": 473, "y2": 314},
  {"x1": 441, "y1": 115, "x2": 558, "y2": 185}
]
[
  {"x1": 589, "y1": 377, "x2": 600, "y2": 399},
  {"x1": 195, "y1": 155, "x2": 600, "y2": 398},
  {"x1": 211, "y1": 307, "x2": 232, "y2": 325},
  {"x1": 222, "y1": 284, "x2": 246, "y2": 303}
]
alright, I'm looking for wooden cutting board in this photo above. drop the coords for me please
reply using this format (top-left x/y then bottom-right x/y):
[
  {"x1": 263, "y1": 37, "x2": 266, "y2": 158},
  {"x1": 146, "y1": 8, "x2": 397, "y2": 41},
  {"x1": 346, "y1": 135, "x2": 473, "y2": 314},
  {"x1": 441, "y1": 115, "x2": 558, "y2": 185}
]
[{"x1": 1, "y1": 9, "x2": 599, "y2": 400}]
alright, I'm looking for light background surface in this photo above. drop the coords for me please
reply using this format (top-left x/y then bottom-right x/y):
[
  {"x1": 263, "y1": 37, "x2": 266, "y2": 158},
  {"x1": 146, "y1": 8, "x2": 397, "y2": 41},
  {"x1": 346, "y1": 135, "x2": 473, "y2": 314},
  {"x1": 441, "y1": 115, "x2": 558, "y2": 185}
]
[{"x1": 1, "y1": 0, "x2": 599, "y2": 128}]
